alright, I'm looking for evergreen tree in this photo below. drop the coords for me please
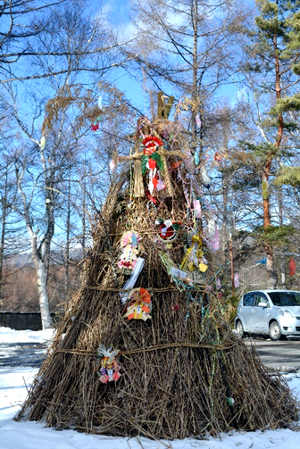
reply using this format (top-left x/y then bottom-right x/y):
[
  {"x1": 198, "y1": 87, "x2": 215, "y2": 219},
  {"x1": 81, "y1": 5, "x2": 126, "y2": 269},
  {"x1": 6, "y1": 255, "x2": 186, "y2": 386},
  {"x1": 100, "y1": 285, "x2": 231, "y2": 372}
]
[{"x1": 242, "y1": 0, "x2": 300, "y2": 287}]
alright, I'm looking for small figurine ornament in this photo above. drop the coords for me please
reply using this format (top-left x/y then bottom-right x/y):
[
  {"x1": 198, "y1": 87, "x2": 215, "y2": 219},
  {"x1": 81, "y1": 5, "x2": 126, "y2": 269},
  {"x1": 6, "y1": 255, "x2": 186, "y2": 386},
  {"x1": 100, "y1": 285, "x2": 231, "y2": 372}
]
[
  {"x1": 95, "y1": 345, "x2": 121, "y2": 384},
  {"x1": 117, "y1": 231, "x2": 141, "y2": 273}
]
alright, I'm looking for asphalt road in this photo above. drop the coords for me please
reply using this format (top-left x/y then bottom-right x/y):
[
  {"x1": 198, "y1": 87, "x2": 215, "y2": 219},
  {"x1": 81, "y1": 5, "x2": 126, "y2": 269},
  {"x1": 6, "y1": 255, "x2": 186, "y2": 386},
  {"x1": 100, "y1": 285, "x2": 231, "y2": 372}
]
[
  {"x1": 1, "y1": 338, "x2": 300, "y2": 372},
  {"x1": 245, "y1": 338, "x2": 300, "y2": 372}
]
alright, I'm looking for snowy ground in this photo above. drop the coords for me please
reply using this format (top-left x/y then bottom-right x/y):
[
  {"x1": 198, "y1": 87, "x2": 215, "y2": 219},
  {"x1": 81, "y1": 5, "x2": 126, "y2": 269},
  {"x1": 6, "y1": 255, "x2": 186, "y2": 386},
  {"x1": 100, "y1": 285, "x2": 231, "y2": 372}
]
[{"x1": 0, "y1": 326, "x2": 300, "y2": 449}]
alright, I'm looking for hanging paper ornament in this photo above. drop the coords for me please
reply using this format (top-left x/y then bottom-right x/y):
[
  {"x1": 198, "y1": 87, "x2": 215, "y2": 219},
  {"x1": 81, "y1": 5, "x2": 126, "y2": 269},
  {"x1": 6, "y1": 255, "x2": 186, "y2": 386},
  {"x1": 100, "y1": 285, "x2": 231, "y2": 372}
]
[
  {"x1": 155, "y1": 219, "x2": 181, "y2": 244},
  {"x1": 289, "y1": 258, "x2": 296, "y2": 276},
  {"x1": 146, "y1": 190, "x2": 158, "y2": 205},
  {"x1": 234, "y1": 273, "x2": 240, "y2": 288},
  {"x1": 194, "y1": 149, "x2": 200, "y2": 166},
  {"x1": 214, "y1": 152, "x2": 222, "y2": 163},
  {"x1": 200, "y1": 165, "x2": 211, "y2": 189},
  {"x1": 193, "y1": 199, "x2": 202, "y2": 219},
  {"x1": 117, "y1": 232, "x2": 141, "y2": 273},
  {"x1": 181, "y1": 230, "x2": 207, "y2": 273},
  {"x1": 196, "y1": 113, "x2": 201, "y2": 128},
  {"x1": 120, "y1": 258, "x2": 145, "y2": 303},
  {"x1": 95, "y1": 345, "x2": 121, "y2": 384},
  {"x1": 216, "y1": 277, "x2": 221, "y2": 290},
  {"x1": 205, "y1": 226, "x2": 220, "y2": 252},
  {"x1": 39, "y1": 136, "x2": 46, "y2": 150},
  {"x1": 91, "y1": 122, "x2": 99, "y2": 132},
  {"x1": 90, "y1": 99, "x2": 102, "y2": 132},
  {"x1": 123, "y1": 288, "x2": 152, "y2": 321},
  {"x1": 172, "y1": 301, "x2": 180, "y2": 311},
  {"x1": 109, "y1": 159, "x2": 116, "y2": 172}
]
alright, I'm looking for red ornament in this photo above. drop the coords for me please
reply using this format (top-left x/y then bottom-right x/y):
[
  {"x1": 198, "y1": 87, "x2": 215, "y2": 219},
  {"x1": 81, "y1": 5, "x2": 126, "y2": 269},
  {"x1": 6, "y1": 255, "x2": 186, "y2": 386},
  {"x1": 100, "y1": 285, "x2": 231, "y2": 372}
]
[
  {"x1": 148, "y1": 158, "x2": 156, "y2": 169},
  {"x1": 158, "y1": 223, "x2": 175, "y2": 240},
  {"x1": 289, "y1": 258, "x2": 296, "y2": 276},
  {"x1": 142, "y1": 135, "x2": 163, "y2": 155},
  {"x1": 146, "y1": 190, "x2": 158, "y2": 204},
  {"x1": 172, "y1": 302, "x2": 180, "y2": 311},
  {"x1": 91, "y1": 123, "x2": 99, "y2": 131}
]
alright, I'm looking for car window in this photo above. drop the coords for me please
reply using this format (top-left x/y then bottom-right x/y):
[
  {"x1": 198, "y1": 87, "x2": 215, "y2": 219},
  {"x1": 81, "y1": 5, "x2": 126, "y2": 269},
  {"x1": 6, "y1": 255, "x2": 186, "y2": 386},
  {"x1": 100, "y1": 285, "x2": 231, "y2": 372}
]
[
  {"x1": 254, "y1": 293, "x2": 268, "y2": 307},
  {"x1": 268, "y1": 291, "x2": 300, "y2": 306},
  {"x1": 243, "y1": 292, "x2": 254, "y2": 306}
]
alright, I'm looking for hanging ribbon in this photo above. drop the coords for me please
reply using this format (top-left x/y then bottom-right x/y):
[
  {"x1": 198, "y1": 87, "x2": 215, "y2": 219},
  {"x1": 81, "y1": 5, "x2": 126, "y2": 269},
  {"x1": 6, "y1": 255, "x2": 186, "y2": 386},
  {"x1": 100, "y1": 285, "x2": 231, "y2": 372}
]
[{"x1": 181, "y1": 232, "x2": 207, "y2": 272}]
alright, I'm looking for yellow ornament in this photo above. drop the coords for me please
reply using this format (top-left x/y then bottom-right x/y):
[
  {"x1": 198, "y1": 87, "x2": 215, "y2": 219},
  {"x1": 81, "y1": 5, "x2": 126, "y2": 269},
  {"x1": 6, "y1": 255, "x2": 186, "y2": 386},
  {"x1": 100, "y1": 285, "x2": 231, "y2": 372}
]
[
  {"x1": 199, "y1": 263, "x2": 208, "y2": 272},
  {"x1": 187, "y1": 262, "x2": 196, "y2": 272}
]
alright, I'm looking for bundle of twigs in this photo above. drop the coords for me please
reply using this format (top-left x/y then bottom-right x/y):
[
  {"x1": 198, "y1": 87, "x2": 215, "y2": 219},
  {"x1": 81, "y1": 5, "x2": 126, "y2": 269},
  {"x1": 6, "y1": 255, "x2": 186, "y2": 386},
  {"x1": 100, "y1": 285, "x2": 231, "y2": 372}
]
[{"x1": 16, "y1": 125, "x2": 298, "y2": 440}]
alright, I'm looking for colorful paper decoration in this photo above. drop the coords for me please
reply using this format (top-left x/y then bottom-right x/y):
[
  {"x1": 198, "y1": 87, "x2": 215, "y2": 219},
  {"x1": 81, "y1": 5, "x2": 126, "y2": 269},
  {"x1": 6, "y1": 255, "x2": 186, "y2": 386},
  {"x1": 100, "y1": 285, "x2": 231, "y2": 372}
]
[
  {"x1": 289, "y1": 258, "x2": 296, "y2": 276},
  {"x1": 181, "y1": 230, "x2": 206, "y2": 272},
  {"x1": 117, "y1": 232, "x2": 141, "y2": 272},
  {"x1": 214, "y1": 152, "x2": 222, "y2": 162},
  {"x1": 123, "y1": 288, "x2": 152, "y2": 321},
  {"x1": 95, "y1": 345, "x2": 121, "y2": 384},
  {"x1": 170, "y1": 266, "x2": 205, "y2": 285},
  {"x1": 142, "y1": 135, "x2": 163, "y2": 155},
  {"x1": 200, "y1": 165, "x2": 211, "y2": 189},
  {"x1": 234, "y1": 273, "x2": 240, "y2": 288},
  {"x1": 193, "y1": 199, "x2": 202, "y2": 218}
]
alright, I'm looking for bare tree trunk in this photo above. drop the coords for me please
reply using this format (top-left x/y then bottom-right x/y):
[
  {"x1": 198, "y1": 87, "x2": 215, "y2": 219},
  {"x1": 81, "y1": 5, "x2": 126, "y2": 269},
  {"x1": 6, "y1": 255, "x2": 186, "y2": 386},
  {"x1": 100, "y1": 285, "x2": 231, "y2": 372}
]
[
  {"x1": 263, "y1": 33, "x2": 284, "y2": 289},
  {"x1": 64, "y1": 177, "x2": 71, "y2": 300},
  {"x1": 15, "y1": 142, "x2": 55, "y2": 329},
  {"x1": 0, "y1": 175, "x2": 7, "y2": 301},
  {"x1": 35, "y1": 255, "x2": 52, "y2": 329}
]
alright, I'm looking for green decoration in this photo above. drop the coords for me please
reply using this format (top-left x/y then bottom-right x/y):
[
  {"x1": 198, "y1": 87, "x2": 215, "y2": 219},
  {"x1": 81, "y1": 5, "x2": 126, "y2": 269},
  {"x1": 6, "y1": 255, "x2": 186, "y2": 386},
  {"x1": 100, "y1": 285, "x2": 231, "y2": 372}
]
[
  {"x1": 141, "y1": 152, "x2": 164, "y2": 176},
  {"x1": 151, "y1": 152, "x2": 164, "y2": 173},
  {"x1": 141, "y1": 154, "x2": 148, "y2": 176}
]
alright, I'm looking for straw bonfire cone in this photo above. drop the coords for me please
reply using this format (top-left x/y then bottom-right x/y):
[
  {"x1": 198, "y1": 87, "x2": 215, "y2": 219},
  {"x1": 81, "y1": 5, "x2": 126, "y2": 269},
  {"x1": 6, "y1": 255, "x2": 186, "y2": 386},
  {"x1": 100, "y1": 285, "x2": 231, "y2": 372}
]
[{"x1": 16, "y1": 101, "x2": 297, "y2": 440}]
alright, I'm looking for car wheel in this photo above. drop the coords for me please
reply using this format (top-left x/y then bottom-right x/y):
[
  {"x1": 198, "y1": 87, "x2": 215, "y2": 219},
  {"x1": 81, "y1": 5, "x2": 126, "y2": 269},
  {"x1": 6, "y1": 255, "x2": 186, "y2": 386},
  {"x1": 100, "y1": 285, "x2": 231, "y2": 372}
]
[
  {"x1": 269, "y1": 321, "x2": 281, "y2": 341},
  {"x1": 235, "y1": 320, "x2": 244, "y2": 338}
]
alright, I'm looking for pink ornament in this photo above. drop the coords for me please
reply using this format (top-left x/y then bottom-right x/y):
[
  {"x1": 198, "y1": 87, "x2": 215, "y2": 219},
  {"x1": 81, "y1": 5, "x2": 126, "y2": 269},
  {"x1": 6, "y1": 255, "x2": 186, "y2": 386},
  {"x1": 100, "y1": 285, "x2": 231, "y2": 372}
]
[
  {"x1": 109, "y1": 159, "x2": 116, "y2": 172},
  {"x1": 234, "y1": 273, "x2": 239, "y2": 288},
  {"x1": 193, "y1": 200, "x2": 202, "y2": 218}
]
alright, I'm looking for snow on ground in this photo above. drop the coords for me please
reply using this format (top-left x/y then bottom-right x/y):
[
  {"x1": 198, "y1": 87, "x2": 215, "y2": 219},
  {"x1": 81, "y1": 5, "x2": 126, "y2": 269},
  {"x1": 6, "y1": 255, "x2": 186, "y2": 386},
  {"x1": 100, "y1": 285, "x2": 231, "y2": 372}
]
[
  {"x1": 0, "y1": 326, "x2": 300, "y2": 449},
  {"x1": 0, "y1": 326, "x2": 54, "y2": 344}
]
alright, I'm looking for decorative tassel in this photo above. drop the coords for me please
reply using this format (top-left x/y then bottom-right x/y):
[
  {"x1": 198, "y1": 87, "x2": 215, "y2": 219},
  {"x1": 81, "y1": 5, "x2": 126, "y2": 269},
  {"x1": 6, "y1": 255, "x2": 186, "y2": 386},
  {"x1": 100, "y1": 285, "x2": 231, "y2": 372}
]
[
  {"x1": 133, "y1": 159, "x2": 145, "y2": 197},
  {"x1": 161, "y1": 154, "x2": 174, "y2": 197}
]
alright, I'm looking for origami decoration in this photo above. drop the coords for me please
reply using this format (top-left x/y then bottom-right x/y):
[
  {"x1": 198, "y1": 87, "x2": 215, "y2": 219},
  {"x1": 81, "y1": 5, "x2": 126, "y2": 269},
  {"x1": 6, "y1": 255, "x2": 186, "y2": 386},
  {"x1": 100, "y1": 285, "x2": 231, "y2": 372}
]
[
  {"x1": 289, "y1": 258, "x2": 296, "y2": 276},
  {"x1": 123, "y1": 288, "x2": 151, "y2": 321}
]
